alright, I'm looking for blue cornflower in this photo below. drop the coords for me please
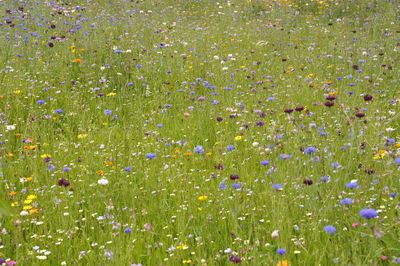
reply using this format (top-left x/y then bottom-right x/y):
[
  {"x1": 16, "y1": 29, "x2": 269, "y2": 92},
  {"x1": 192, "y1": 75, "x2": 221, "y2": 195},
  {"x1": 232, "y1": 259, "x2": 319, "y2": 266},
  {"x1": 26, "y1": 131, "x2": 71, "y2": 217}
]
[
  {"x1": 359, "y1": 208, "x2": 377, "y2": 219},
  {"x1": 276, "y1": 248, "x2": 286, "y2": 255},
  {"x1": 323, "y1": 225, "x2": 336, "y2": 235},
  {"x1": 303, "y1": 146, "x2": 316, "y2": 154},
  {"x1": 339, "y1": 198, "x2": 353, "y2": 206},
  {"x1": 226, "y1": 145, "x2": 234, "y2": 151},
  {"x1": 219, "y1": 182, "x2": 226, "y2": 190},
  {"x1": 145, "y1": 153, "x2": 156, "y2": 159},
  {"x1": 260, "y1": 160, "x2": 269, "y2": 166},
  {"x1": 232, "y1": 183, "x2": 240, "y2": 190},
  {"x1": 104, "y1": 109, "x2": 112, "y2": 116},
  {"x1": 62, "y1": 166, "x2": 70, "y2": 172},
  {"x1": 124, "y1": 166, "x2": 132, "y2": 173},
  {"x1": 55, "y1": 109, "x2": 63, "y2": 114},
  {"x1": 279, "y1": 154, "x2": 290, "y2": 160},
  {"x1": 394, "y1": 158, "x2": 400, "y2": 165},
  {"x1": 320, "y1": 176, "x2": 330, "y2": 183},
  {"x1": 345, "y1": 182, "x2": 359, "y2": 189},
  {"x1": 331, "y1": 162, "x2": 340, "y2": 169},
  {"x1": 272, "y1": 184, "x2": 283, "y2": 190},
  {"x1": 37, "y1": 99, "x2": 45, "y2": 105},
  {"x1": 124, "y1": 227, "x2": 132, "y2": 234},
  {"x1": 194, "y1": 145, "x2": 204, "y2": 155}
]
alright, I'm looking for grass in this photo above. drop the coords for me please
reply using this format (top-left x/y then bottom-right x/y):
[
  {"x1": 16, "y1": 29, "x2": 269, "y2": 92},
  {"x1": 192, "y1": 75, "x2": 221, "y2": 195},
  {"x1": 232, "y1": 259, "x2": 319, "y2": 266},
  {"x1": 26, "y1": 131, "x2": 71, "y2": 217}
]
[{"x1": 0, "y1": 0, "x2": 399, "y2": 265}]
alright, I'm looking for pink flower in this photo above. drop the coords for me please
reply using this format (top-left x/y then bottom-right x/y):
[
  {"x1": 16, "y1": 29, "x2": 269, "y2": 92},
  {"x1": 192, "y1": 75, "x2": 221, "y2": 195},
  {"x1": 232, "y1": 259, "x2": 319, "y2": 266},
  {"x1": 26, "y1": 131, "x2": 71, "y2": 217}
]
[{"x1": 352, "y1": 222, "x2": 360, "y2": 228}]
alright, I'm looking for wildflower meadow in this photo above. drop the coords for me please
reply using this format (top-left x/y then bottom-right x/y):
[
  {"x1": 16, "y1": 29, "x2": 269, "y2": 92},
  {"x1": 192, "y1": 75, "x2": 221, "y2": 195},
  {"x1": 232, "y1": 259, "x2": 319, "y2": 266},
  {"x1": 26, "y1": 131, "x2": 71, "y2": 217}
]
[{"x1": 0, "y1": 0, "x2": 399, "y2": 265}]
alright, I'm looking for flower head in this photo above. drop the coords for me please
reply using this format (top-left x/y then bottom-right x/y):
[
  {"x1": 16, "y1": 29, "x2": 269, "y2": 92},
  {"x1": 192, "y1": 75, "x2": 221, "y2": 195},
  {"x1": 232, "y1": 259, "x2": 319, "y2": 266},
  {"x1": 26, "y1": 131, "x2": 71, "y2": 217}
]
[
  {"x1": 145, "y1": 153, "x2": 156, "y2": 159},
  {"x1": 359, "y1": 208, "x2": 377, "y2": 219},
  {"x1": 276, "y1": 248, "x2": 286, "y2": 255},
  {"x1": 194, "y1": 145, "x2": 204, "y2": 155},
  {"x1": 323, "y1": 225, "x2": 336, "y2": 235}
]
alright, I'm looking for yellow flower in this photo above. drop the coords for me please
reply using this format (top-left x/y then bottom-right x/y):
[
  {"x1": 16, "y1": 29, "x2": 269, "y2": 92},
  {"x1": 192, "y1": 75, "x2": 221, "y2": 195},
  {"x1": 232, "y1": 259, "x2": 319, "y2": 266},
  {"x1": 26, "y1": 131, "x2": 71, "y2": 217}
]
[
  {"x1": 206, "y1": 152, "x2": 212, "y2": 156},
  {"x1": 9, "y1": 191, "x2": 17, "y2": 197},
  {"x1": 176, "y1": 244, "x2": 189, "y2": 250},
  {"x1": 40, "y1": 154, "x2": 51, "y2": 159},
  {"x1": 27, "y1": 194, "x2": 37, "y2": 201},
  {"x1": 29, "y1": 208, "x2": 39, "y2": 215},
  {"x1": 396, "y1": 143, "x2": 400, "y2": 148},
  {"x1": 373, "y1": 150, "x2": 386, "y2": 160},
  {"x1": 24, "y1": 199, "x2": 32, "y2": 205},
  {"x1": 277, "y1": 260, "x2": 289, "y2": 266},
  {"x1": 197, "y1": 195, "x2": 208, "y2": 202},
  {"x1": 234, "y1": 135, "x2": 242, "y2": 141},
  {"x1": 13, "y1": 90, "x2": 21, "y2": 95},
  {"x1": 106, "y1": 92, "x2": 116, "y2": 97},
  {"x1": 25, "y1": 176, "x2": 33, "y2": 182},
  {"x1": 184, "y1": 152, "x2": 193, "y2": 157},
  {"x1": 182, "y1": 259, "x2": 192, "y2": 264},
  {"x1": 77, "y1": 134, "x2": 88, "y2": 139},
  {"x1": 23, "y1": 205, "x2": 32, "y2": 211}
]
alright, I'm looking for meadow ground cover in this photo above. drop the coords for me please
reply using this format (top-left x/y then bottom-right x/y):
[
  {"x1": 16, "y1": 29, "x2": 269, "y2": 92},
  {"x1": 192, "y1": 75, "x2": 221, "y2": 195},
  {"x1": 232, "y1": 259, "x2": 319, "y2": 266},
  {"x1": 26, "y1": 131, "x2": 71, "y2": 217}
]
[{"x1": 0, "y1": 0, "x2": 399, "y2": 265}]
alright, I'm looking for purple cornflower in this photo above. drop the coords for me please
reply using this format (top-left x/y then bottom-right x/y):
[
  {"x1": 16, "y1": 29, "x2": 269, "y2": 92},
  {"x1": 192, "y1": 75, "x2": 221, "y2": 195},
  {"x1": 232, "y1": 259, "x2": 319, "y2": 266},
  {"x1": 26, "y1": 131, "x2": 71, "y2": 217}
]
[
  {"x1": 232, "y1": 183, "x2": 240, "y2": 189},
  {"x1": 279, "y1": 154, "x2": 290, "y2": 160},
  {"x1": 339, "y1": 198, "x2": 353, "y2": 206},
  {"x1": 303, "y1": 146, "x2": 316, "y2": 154},
  {"x1": 272, "y1": 184, "x2": 283, "y2": 190},
  {"x1": 226, "y1": 145, "x2": 234, "y2": 151},
  {"x1": 276, "y1": 248, "x2": 286, "y2": 255},
  {"x1": 331, "y1": 162, "x2": 340, "y2": 169},
  {"x1": 359, "y1": 208, "x2": 377, "y2": 219},
  {"x1": 323, "y1": 225, "x2": 336, "y2": 235},
  {"x1": 145, "y1": 153, "x2": 156, "y2": 159},
  {"x1": 345, "y1": 182, "x2": 359, "y2": 189},
  {"x1": 194, "y1": 145, "x2": 204, "y2": 155},
  {"x1": 320, "y1": 176, "x2": 330, "y2": 183}
]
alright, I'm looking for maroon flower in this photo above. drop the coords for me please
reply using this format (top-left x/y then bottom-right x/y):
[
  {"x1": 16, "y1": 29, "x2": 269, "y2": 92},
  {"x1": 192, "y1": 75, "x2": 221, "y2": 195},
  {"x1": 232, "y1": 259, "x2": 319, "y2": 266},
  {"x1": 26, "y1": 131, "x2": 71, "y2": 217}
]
[
  {"x1": 284, "y1": 108, "x2": 294, "y2": 114},
  {"x1": 57, "y1": 178, "x2": 70, "y2": 187},
  {"x1": 215, "y1": 163, "x2": 224, "y2": 170},
  {"x1": 229, "y1": 255, "x2": 241, "y2": 264},
  {"x1": 363, "y1": 94, "x2": 373, "y2": 101},
  {"x1": 295, "y1": 106, "x2": 304, "y2": 112},
  {"x1": 324, "y1": 101, "x2": 334, "y2": 107},
  {"x1": 325, "y1": 95, "x2": 336, "y2": 101},
  {"x1": 230, "y1": 174, "x2": 239, "y2": 180},
  {"x1": 355, "y1": 112, "x2": 365, "y2": 118}
]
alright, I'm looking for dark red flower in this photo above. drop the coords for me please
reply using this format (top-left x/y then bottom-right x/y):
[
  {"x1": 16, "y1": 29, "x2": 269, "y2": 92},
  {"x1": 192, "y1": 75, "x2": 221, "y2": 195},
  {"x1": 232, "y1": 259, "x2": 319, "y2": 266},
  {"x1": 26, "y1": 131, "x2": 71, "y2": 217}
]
[{"x1": 363, "y1": 94, "x2": 373, "y2": 101}]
